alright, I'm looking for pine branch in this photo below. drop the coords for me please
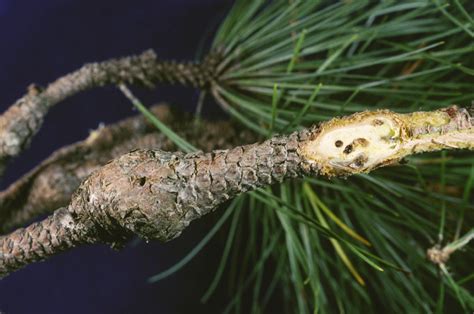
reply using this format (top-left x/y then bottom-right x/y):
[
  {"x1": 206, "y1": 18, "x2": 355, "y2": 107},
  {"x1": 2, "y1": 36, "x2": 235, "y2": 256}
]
[
  {"x1": 0, "y1": 207, "x2": 96, "y2": 276},
  {"x1": 0, "y1": 104, "x2": 255, "y2": 234},
  {"x1": 1, "y1": 105, "x2": 473, "y2": 278},
  {"x1": 0, "y1": 50, "x2": 221, "y2": 176},
  {"x1": 1, "y1": 0, "x2": 471, "y2": 310}
]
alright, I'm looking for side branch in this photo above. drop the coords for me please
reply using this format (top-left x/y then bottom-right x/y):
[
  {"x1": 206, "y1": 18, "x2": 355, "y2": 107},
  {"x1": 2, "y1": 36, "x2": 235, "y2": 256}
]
[
  {"x1": 0, "y1": 50, "x2": 221, "y2": 176},
  {"x1": 1, "y1": 105, "x2": 473, "y2": 277}
]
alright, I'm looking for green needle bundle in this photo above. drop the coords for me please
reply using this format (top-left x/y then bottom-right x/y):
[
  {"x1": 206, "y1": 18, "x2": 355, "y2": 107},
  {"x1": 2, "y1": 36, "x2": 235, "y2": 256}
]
[{"x1": 146, "y1": 1, "x2": 474, "y2": 312}]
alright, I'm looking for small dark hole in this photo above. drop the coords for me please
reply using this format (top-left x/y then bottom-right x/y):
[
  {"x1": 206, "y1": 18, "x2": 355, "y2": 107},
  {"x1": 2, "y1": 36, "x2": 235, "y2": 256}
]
[
  {"x1": 355, "y1": 155, "x2": 368, "y2": 168},
  {"x1": 335, "y1": 140, "x2": 343, "y2": 147},
  {"x1": 343, "y1": 144, "x2": 353, "y2": 154},
  {"x1": 138, "y1": 177, "x2": 146, "y2": 186},
  {"x1": 354, "y1": 158, "x2": 364, "y2": 167}
]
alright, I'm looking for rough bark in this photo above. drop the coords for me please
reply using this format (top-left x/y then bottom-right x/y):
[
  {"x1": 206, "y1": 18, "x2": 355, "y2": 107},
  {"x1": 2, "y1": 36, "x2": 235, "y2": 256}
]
[
  {"x1": 1, "y1": 105, "x2": 473, "y2": 278},
  {"x1": 0, "y1": 50, "x2": 221, "y2": 175},
  {"x1": 0, "y1": 104, "x2": 255, "y2": 233},
  {"x1": 0, "y1": 208, "x2": 95, "y2": 276}
]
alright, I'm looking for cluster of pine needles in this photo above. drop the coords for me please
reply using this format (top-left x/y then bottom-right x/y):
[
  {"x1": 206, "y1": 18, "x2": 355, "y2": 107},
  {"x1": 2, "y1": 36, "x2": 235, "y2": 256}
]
[{"x1": 123, "y1": 1, "x2": 474, "y2": 312}]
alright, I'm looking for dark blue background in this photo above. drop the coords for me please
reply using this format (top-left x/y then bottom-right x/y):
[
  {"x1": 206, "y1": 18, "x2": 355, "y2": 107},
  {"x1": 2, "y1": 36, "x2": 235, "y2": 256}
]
[{"x1": 0, "y1": 1, "x2": 235, "y2": 313}]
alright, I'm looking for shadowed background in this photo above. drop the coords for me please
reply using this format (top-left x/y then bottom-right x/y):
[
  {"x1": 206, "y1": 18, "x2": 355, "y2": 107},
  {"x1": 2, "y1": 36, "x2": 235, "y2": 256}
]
[{"x1": 0, "y1": 1, "x2": 237, "y2": 313}]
